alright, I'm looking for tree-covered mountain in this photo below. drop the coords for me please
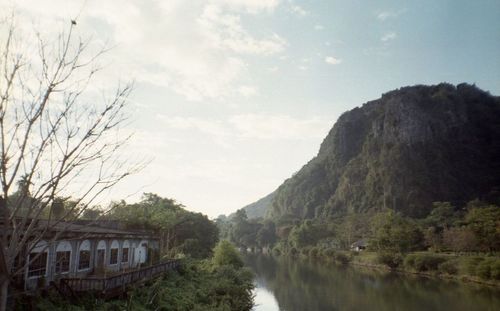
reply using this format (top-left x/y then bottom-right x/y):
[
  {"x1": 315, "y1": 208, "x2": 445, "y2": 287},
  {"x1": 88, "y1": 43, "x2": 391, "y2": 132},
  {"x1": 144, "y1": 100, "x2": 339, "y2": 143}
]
[
  {"x1": 261, "y1": 83, "x2": 500, "y2": 220},
  {"x1": 240, "y1": 191, "x2": 276, "y2": 219}
]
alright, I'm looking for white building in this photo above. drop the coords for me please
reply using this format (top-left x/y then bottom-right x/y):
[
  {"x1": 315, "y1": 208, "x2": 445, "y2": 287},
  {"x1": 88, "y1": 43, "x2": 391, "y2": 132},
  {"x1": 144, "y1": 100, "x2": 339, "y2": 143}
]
[{"x1": 19, "y1": 221, "x2": 158, "y2": 291}]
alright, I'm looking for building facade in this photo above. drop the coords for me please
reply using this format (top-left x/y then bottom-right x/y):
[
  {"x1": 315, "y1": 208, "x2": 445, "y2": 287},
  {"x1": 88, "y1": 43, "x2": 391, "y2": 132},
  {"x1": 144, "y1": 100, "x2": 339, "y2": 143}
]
[{"x1": 23, "y1": 222, "x2": 158, "y2": 291}]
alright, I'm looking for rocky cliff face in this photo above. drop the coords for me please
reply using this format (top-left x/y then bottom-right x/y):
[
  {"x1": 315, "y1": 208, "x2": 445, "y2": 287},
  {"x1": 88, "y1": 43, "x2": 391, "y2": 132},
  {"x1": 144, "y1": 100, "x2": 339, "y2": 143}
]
[{"x1": 268, "y1": 83, "x2": 500, "y2": 220}]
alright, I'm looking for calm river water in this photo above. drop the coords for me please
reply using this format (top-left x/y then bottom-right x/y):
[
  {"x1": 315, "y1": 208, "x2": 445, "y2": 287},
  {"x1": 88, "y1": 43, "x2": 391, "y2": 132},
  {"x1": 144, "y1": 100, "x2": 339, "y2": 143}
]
[{"x1": 243, "y1": 253, "x2": 500, "y2": 311}]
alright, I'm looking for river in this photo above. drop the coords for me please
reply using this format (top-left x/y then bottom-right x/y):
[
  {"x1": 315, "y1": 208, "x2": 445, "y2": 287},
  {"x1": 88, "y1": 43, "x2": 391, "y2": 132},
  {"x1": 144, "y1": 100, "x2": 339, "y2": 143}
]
[{"x1": 243, "y1": 253, "x2": 500, "y2": 311}]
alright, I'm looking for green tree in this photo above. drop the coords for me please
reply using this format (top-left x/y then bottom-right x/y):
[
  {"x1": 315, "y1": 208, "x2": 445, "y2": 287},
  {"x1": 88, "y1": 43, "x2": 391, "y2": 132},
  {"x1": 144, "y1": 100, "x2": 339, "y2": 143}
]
[
  {"x1": 213, "y1": 240, "x2": 243, "y2": 268},
  {"x1": 425, "y1": 202, "x2": 460, "y2": 228},
  {"x1": 80, "y1": 207, "x2": 104, "y2": 220},
  {"x1": 289, "y1": 220, "x2": 327, "y2": 248},
  {"x1": 257, "y1": 221, "x2": 277, "y2": 248},
  {"x1": 370, "y1": 211, "x2": 424, "y2": 253},
  {"x1": 230, "y1": 209, "x2": 262, "y2": 249},
  {"x1": 442, "y1": 227, "x2": 477, "y2": 252},
  {"x1": 465, "y1": 205, "x2": 500, "y2": 251},
  {"x1": 173, "y1": 212, "x2": 219, "y2": 258},
  {"x1": 423, "y1": 226, "x2": 443, "y2": 251},
  {"x1": 108, "y1": 193, "x2": 218, "y2": 258}
]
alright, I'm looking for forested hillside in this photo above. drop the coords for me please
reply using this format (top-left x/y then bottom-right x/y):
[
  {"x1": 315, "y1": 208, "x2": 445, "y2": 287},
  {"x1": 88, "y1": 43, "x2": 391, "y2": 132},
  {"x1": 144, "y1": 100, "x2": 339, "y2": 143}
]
[
  {"x1": 222, "y1": 84, "x2": 500, "y2": 283},
  {"x1": 266, "y1": 83, "x2": 500, "y2": 220},
  {"x1": 237, "y1": 191, "x2": 276, "y2": 219}
]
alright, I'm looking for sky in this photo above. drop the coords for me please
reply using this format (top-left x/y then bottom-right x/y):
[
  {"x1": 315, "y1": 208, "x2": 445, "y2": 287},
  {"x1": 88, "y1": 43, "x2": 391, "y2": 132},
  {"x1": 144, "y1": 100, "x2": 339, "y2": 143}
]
[{"x1": 2, "y1": 0, "x2": 500, "y2": 218}]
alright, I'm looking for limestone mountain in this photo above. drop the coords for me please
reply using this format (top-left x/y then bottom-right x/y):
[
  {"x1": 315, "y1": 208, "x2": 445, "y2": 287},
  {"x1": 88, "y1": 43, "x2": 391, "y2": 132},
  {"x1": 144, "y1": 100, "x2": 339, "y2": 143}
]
[
  {"x1": 240, "y1": 191, "x2": 276, "y2": 219},
  {"x1": 265, "y1": 83, "x2": 500, "y2": 220}
]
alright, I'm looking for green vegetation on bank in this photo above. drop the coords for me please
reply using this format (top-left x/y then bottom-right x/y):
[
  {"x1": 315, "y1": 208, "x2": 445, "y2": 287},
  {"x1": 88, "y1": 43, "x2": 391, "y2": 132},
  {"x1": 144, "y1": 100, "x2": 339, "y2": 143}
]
[
  {"x1": 218, "y1": 199, "x2": 500, "y2": 285},
  {"x1": 29, "y1": 241, "x2": 253, "y2": 311},
  {"x1": 23, "y1": 194, "x2": 254, "y2": 311},
  {"x1": 216, "y1": 84, "x2": 500, "y2": 285},
  {"x1": 355, "y1": 251, "x2": 500, "y2": 282}
]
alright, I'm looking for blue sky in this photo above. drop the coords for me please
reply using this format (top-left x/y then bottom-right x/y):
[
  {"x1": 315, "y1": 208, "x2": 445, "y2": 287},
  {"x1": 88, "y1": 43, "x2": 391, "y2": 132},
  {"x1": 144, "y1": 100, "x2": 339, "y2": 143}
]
[{"x1": 4, "y1": 0, "x2": 500, "y2": 217}]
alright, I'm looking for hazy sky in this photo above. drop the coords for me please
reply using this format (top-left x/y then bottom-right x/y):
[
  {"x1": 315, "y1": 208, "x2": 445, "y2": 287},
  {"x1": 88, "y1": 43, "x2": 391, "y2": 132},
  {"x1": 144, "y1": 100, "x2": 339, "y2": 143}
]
[{"x1": 3, "y1": 0, "x2": 500, "y2": 217}]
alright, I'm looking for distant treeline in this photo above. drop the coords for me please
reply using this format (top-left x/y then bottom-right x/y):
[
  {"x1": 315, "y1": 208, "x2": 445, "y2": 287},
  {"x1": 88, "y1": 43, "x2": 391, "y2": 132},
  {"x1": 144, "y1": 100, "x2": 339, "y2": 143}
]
[{"x1": 217, "y1": 199, "x2": 500, "y2": 282}]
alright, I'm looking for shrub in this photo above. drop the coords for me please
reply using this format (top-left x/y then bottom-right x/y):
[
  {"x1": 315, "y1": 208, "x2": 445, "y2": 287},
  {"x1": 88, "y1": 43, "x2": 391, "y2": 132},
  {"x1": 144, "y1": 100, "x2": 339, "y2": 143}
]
[
  {"x1": 321, "y1": 248, "x2": 336, "y2": 259},
  {"x1": 309, "y1": 246, "x2": 321, "y2": 258},
  {"x1": 438, "y1": 260, "x2": 458, "y2": 275},
  {"x1": 464, "y1": 257, "x2": 484, "y2": 275},
  {"x1": 464, "y1": 257, "x2": 500, "y2": 280},
  {"x1": 334, "y1": 252, "x2": 350, "y2": 265},
  {"x1": 404, "y1": 254, "x2": 416, "y2": 269},
  {"x1": 272, "y1": 247, "x2": 281, "y2": 256},
  {"x1": 301, "y1": 246, "x2": 312, "y2": 257},
  {"x1": 404, "y1": 253, "x2": 446, "y2": 272},
  {"x1": 289, "y1": 247, "x2": 299, "y2": 256},
  {"x1": 476, "y1": 260, "x2": 492, "y2": 279},
  {"x1": 491, "y1": 260, "x2": 500, "y2": 280},
  {"x1": 212, "y1": 240, "x2": 243, "y2": 268},
  {"x1": 377, "y1": 253, "x2": 403, "y2": 269}
]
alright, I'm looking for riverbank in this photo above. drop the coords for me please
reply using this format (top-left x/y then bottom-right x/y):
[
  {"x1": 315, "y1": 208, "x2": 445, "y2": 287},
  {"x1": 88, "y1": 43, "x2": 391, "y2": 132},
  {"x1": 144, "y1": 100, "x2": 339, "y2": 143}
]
[
  {"x1": 244, "y1": 252, "x2": 500, "y2": 311},
  {"x1": 269, "y1": 249, "x2": 500, "y2": 287},
  {"x1": 349, "y1": 251, "x2": 500, "y2": 287}
]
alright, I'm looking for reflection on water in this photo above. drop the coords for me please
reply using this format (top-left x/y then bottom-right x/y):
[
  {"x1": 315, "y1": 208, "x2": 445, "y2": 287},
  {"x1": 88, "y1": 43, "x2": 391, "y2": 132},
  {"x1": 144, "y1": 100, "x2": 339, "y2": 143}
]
[
  {"x1": 244, "y1": 253, "x2": 500, "y2": 311},
  {"x1": 253, "y1": 286, "x2": 280, "y2": 311}
]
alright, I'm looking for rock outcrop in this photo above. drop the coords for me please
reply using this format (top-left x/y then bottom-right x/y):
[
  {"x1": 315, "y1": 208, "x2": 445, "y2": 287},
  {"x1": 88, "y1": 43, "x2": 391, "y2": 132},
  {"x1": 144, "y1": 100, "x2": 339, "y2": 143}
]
[{"x1": 266, "y1": 83, "x2": 500, "y2": 219}]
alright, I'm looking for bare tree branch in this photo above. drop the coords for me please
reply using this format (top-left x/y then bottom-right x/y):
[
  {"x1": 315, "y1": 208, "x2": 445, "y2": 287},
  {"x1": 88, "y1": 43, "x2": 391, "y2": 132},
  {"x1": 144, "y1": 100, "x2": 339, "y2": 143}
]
[{"x1": 0, "y1": 14, "x2": 145, "y2": 310}]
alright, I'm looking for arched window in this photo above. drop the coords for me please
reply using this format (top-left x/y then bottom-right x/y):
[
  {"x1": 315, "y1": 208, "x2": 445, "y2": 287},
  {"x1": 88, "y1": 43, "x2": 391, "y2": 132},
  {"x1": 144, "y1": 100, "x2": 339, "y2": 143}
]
[
  {"x1": 135, "y1": 240, "x2": 148, "y2": 265},
  {"x1": 122, "y1": 240, "x2": 130, "y2": 263},
  {"x1": 95, "y1": 240, "x2": 106, "y2": 269},
  {"x1": 109, "y1": 240, "x2": 119, "y2": 265},
  {"x1": 131, "y1": 242, "x2": 137, "y2": 265},
  {"x1": 78, "y1": 240, "x2": 91, "y2": 270},
  {"x1": 28, "y1": 240, "x2": 49, "y2": 278},
  {"x1": 56, "y1": 241, "x2": 72, "y2": 274}
]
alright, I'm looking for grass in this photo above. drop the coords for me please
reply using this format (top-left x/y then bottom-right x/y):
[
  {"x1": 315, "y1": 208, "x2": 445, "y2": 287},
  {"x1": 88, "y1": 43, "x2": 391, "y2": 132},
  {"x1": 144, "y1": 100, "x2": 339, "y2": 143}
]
[{"x1": 348, "y1": 251, "x2": 500, "y2": 286}]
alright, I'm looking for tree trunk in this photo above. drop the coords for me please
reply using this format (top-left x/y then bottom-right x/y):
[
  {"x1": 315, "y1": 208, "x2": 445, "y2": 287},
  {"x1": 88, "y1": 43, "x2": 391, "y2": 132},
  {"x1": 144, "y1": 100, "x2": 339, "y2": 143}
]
[
  {"x1": 0, "y1": 278, "x2": 9, "y2": 311},
  {"x1": 166, "y1": 230, "x2": 171, "y2": 254},
  {"x1": 159, "y1": 231, "x2": 164, "y2": 256}
]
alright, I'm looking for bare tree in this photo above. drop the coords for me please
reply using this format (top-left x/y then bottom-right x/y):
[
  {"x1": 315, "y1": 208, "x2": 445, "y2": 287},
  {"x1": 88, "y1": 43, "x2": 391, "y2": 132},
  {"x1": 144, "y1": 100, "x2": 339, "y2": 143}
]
[{"x1": 0, "y1": 14, "x2": 143, "y2": 310}]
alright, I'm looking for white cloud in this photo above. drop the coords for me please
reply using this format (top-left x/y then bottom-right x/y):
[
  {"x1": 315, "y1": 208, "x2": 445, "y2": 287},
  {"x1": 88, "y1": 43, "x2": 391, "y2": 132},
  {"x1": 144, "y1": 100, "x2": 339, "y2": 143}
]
[
  {"x1": 381, "y1": 32, "x2": 397, "y2": 42},
  {"x1": 157, "y1": 116, "x2": 228, "y2": 137},
  {"x1": 267, "y1": 66, "x2": 279, "y2": 73},
  {"x1": 325, "y1": 56, "x2": 342, "y2": 65},
  {"x1": 6, "y1": 0, "x2": 287, "y2": 101},
  {"x1": 314, "y1": 24, "x2": 324, "y2": 30},
  {"x1": 376, "y1": 9, "x2": 406, "y2": 21},
  {"x1": 199, "y1": 4, "x2": 287, "y2": 55},
  {"x1": 158, "y1": 114, "x2": 332, "y2": 141},
  {"x1": 229, "y1": 114, "x2": 331, "y2": 140},
  {"x1": 213, "y1": 0, "x2": 281, "y2": 14},
  {"x1": 238, "y1": 85, "x2": 258, "y2": 97},
  {"x1": 290, "y1": 5, "x2": 308, "y2": 17}
]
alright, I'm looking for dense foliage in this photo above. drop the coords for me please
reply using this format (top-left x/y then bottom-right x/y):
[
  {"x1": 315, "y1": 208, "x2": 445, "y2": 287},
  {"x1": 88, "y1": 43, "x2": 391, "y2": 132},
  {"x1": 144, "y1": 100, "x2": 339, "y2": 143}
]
[
  {"x1": 29, "y1": 213, "x2": 253, "y2": 311},
  {"x1": 213, "y1": 240, "x2": 244, "y2": 268},
  {"x1": 103, "y1": 193, "x2": 219, "y2": 259},
  {"x1": 223, "y1": 199, "x2": 500, "y2": 255},
  {"x1": 32, "y1": 245, "x2": 254, "y2": 311},
  {"x1": 253, "y1": 84, "x2": 500, "y2": 220}
]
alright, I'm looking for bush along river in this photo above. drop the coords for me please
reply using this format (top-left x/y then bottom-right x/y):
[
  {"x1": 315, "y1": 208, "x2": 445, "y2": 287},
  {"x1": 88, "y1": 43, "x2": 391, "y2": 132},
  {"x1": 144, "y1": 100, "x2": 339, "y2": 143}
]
[{"x1": 243, "y1": 253, "x2": 500, "y2": 311}]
